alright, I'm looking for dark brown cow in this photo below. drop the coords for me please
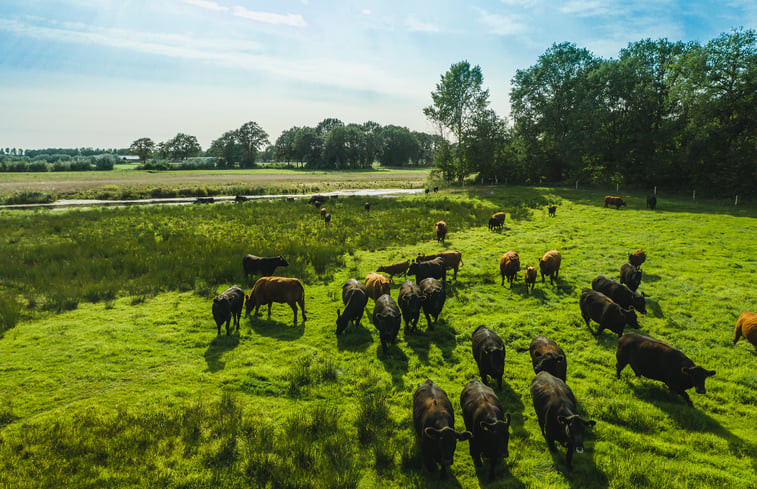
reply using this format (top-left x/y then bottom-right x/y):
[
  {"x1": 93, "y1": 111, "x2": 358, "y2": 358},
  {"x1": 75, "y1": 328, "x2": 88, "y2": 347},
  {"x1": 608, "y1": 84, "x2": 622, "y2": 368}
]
[
  {"x1": 733, "y1": 311, "x2": 757, "y2": 350},
  {"x1": 616, "y1": 333, "x2": 716, "y2": 406},
  {"x1": 471, "y1": 325, "x2": 505, "y2": 389},
  {"x1": 526, "y1": 335, "x2": 567, "y2": 381},
  {"x1": 435, "y1": 220, "x2": 448, "y2": 243},
  {"x1": 324, "y1": 213, "x2": 331, "y2": 225},
  {"x1": 460, "y1": 379, "x2": 511, "y2": 481},
  {"x1": 413, "y1": 379, "x2": 472, "y2": 478},
  {"x1": 548, "y1": 205, "x2": 557, "y2": 217},
  {"x1": 524, "y1": 266, "x2": 537, "y2": 293},
  {"x1": 398, "y1": 280, "x2": 425, "y2": 332},
  {"x1": 365, "y1": 272, "x2": 391, "y2": 301},
  {"x1": 591, "y1": 275, "x2": 646, "y2": 314},
  {"x1": 245, "y1": 276, "x2": 306, "y2": 325},
  {"x1": 488, "y1": 216, "x2": 504, "y2": 231},
  {"x1": 376, "y1": 260, "x2": 410, "y2": 281},
  {"x1": 417, "y1": 250, "x2": 463, "y2": 280},
  {"x1": 647, "y1": 195, "x2": 657, "y2": 209},
  {"x1": 620, "y1": 262, "x2": 642, "y2": 291},
  {"x1": 419, "y1": 277, "x2": 446, "y2": 328},
  {"x1": 499, "y1": 251, "x2": 520, "y2": 287},
  {"x1": 336, "y1": 279, "x2": 368, "y2": 335},
  {"x1": 212, "y1": 285, "x2": 244, "y2": 335},
  {"x1": 408, "y1": 257, "x2": 446, "y2": 283},
  {"x1": 580, "y1": 288, "x2": 639, "y2": 336},
  {"x1": 539, "y1": 250, "x2": 561, "y2": 284},
  {"x1": 373, "y1": 294, "x2": 401, "y2": 353},
  {"x1": 530, "y1": 371, "x2": 596, "y2": 469},
  {"x1": 604, "y1": 195, "x2": 627, "y2": 209},
  {"x1": 242, "y1": 255, "x2": 289, "y2": 279},
  {"x1": 628, "y1": 249, "x2": 646, "y2": 269}
]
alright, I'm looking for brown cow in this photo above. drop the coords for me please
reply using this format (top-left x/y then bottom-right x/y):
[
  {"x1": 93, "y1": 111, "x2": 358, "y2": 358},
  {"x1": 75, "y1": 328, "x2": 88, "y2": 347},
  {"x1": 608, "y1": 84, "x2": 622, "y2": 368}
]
[
  {"x1": 539, "y1": 250, "x2": 561, "y2": 284},
  {"x1": 548, "y1": 206, "x2": 557, "y2": 217},
  {"x1": 417, "y1": 251, "x2": 463, "y2": 280},
  {"x1": 733, "y1": 311, "x2": 757, "y2": 350},
  {"x1": 499, "y1": 251, "x2": 520, "y2": 287},
  {"x1": 604, "y1": 196, "x2": 627, "y2": 209},
  {"x1": 365, "y1": 272, "x2": 391, "y2": 301},
  {"x1": 245, "y1": 276, "x2": 306, "y2": 325},
  {"x1": 524, "y1": 266, "x2": 537, "y2": 293},
  {"x1": 628, "y1": 249, "x2": 646, "y2": 269},
  {"x1": 320, "y1": 207, "x2": 327, "y2": 217},
  {"x1": 376, "y1": 260, "x2": 410, "y2": 281},
  {"x1": 435, "y1": 221, "x2": 448, "y2": 243}
]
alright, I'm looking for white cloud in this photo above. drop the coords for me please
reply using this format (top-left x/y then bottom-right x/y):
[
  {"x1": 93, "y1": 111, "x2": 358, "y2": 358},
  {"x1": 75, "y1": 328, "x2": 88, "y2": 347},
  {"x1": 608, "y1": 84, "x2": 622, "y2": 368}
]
[
  {"x1": 361, "y1": 9, "x2": 372, "y2": 15},
  {"x1": 231, "y1": 6, "x2": 306, "y2": 27},
  {"x1": 475, "y1": 8, "x2": 527, "y2": 36},
  {"x1": 559, "y1": 0, "x2": 617, "y2": 17},
  {"x1": 405, "y1": 17, "x2": 440, "y2": 33},
  {"x1": 182, "y1": 0, "x2": 228, "y2": 12}
]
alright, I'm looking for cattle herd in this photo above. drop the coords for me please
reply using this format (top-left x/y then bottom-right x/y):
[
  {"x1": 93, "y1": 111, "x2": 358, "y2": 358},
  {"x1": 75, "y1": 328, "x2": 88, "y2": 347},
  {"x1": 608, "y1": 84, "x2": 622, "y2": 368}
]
[{"x1": 209, "y1": 195, "x2": 755, "y2": 480}]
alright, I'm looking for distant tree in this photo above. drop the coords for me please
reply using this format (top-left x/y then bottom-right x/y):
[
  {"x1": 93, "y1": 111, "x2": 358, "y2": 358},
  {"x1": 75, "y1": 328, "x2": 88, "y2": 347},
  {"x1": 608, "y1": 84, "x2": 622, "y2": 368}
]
[
  {"x1": 208, "y1": 130, "x2": 240, "y2": 168},
  {"x1": 316, "y1": 118, "x2": 344, "y2": 136},
  {"x1": 379, "y1": 125, "x2": 419, "y2": 166},
  {"x1": 129, "y1": 137, "x2": 155, "y2": 164},
  {"x1": 236, "y1": 121, "x2": 269, "y2": 168},
  {"x1": 361, "y1": 121, "x2": 384, "y2": 166},
  {"x1": 274, "y1": 126, "x2": 300, "y2": 163},
  {"x1": 163, "y1": 133, "x2": 201, "y2": 160},
  {"x1": 258, "y1": 145, "x2": 275, "y2": 163},
  {"x1": 323, "y1": 125, "x2": 366, "y2": 169},
  {"x1": 295, "y1": 127, "x2": 323, "y2": 168}
]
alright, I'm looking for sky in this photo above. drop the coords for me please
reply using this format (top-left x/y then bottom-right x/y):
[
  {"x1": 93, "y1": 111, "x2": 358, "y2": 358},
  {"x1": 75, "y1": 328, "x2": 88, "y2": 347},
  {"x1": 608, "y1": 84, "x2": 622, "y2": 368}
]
[{"x1": 0, "y1": 0, "x2": 754, "y2": 150}]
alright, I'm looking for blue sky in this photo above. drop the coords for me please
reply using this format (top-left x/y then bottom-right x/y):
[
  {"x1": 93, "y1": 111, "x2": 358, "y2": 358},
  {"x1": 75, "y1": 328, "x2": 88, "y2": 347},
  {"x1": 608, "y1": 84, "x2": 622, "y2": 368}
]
[{"x1": 0, "y1": 0, "x2": 753, "y2": 149}]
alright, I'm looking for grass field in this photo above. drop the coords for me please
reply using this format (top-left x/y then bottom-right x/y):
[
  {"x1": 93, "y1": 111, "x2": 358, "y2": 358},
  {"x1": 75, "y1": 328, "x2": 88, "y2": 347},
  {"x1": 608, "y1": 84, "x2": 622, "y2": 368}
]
[{"x1": 0, "y1": 186, "x2": 755, "y2": 488}]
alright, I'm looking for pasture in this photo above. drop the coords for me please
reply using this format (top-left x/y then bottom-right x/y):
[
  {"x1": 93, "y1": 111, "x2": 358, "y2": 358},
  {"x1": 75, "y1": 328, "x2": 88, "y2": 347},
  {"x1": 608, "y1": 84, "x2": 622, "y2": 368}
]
[{"x1": 0, "y1": 187, "x2": 755, "y2": 489}]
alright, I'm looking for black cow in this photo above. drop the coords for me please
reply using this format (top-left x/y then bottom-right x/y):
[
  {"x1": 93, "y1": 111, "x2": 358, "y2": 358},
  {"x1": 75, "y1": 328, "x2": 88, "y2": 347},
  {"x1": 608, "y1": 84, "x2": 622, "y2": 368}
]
[
  {"x1": 460, "y1": 379, "x2": 511, "y2": 481},
  {"x1": 398, "y1": 280, "x2": 425, "y2": 332},
  {"x1": 413, "y1": 379, "x2": 472, "y2": 477},
  {"x1": 530, "y1": 371, "x2": 596, "y2": 469},
  {"x1": 408, "y1": 257, "x2": 446, "y2": 283},
  {"x1": 364, "y1": 202, "x2": 371, "y2": 212},
  {"x1": 308, "y1": 195, "x2": 328, "y2": 206},
  {"x1": 592, "y1": 275, "x2": 646, "y2": 314},
  {"x1": 488, "y1": 216, "x2": 504, "y2": 231},
  {"x1": 425, "y1": 188, "x2": 430, "y2": 195},
  {"x1": 616, "y1": 333, "x2": 716, "y2": 406},
  {"x1": 194, "y1": 197, "x2": 214, "y2": 204},
  {"x1": 548, "y1": 205, "x2": 557, "y2": 217},
  {"x1": 620, "y1": 263, "x2": 642, "y2": 291},
  {"x1": 647, "y1": 195, "x2": 657, "y2": 209},
  {"x1": 373, "y1": 294, "x2": 401, "y2": 353},
  {"x1": 419, "y1": 278, "x2": 446, "y2": 329},
  {"x1": 336, "y1": 279, "x2": 368, "y2": 335},
  {"x1": 580, "y1": 288, "x2": 639, "y2": 337},
  {"x1": 433, "y1": 186, "x2": 439, "y2": 193},
  {"x1": 212, "y1": 285, "x2": 244, "y2": 335},
  {"x1": 471, "y1": 325, "x2": 505, "y2": 389},
  {"x1": 235, "y1": 195, "x2": 248, "y2": 202},
  {"x1": 527, "y1": 335, "x2": 567, "y2": 381},
  {"x1": 242, "y1": 254, "x2": 289, "y2": 279},
  {"x1": 324, "y1": 213, "x2": 331, "y2": 225}
]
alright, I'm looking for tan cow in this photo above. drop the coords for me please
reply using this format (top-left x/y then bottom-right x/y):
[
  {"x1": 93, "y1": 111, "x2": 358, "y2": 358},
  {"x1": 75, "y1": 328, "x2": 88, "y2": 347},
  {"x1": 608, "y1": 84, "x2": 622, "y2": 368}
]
[
  {"x1": 539, "y1": 250, "x2": 561, "y2": 284},
  {"x1": 733, "y1": 311, "x2": 757, "y2": 350},
  {"x1": 499, "y1": 251, "x2": 520, "y2": 286},
  {"x1": 435, "y1": 221, "x2": 448, "y2": 243},
  {"x1": 245, "y1": 276, "x2": 306, "y2": 325},
  {"x1": 628, "y1": 249, "x2": 646, "y2": 269},
  {"x1": 365, "y1": 272, "x2": 391, "y2": 301},
  {"x1": 524, "y1": 266, "x2": 537, "y2": 293}
]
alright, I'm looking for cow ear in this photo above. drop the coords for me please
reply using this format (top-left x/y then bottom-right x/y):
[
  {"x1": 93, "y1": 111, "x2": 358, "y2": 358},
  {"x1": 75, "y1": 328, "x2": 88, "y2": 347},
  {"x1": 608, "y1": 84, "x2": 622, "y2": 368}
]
[
  {"x1": 458, "y1": 430, "x2": 473, "y2": 441},
  {"x1": 479, "y1": 421, "x2": 490, "y2": 432},
  {"x1": 424, "y1": 427, "x2": 441, "y2": 440},
  {"x1": 557, "y1": 416, "x2": 568, "y2": 425},
  {"x1": 707, "y1": 370, "x2": 716, "y2": 377},
  {"x1": 681, "y1": 367, "x2": 694, "y2": 376},
  {"x1": 641, "y1": 292, "x2": 646, "y2": 297},
  {"x1": 336, "y1": 309, "x2": 341, "y2": 318},
  {"x1": 586, "y1": 420, "x2": 596, "y2": 427},
  {"x1": 505, "y1": 413, "x2": 511, "y2": 425}
]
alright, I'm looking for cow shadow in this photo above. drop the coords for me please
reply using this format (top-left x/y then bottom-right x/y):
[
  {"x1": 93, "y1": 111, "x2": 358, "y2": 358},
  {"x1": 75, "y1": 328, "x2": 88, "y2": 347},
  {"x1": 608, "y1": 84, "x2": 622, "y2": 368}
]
[
  {"x1": 427, "y1": 318, "x2": 459, "y2": 363},
  {"x1": 498, "y1": 380, "x2": 528, "y2": 440},
  {"x1": 547, "y1": 441, "x2": 609, "y2": 489},
  {"x1": 377, "y1": 343, "x2": 409, "y2": 388},
  {"x1": 336, "y1": 322, "x2": 374, "y2": 351},
  {"x1": 204, "y1": 333, "x2": 240, "y2": 373},
  {"x1": 645, "y1": 298, "x2": 664, "y2": 318},
  {"x1": 640, "y1": 272, "x2": 661, "y2": 283},
  {"x1": 405, "y1": 328, "x2": 432, "y2": 364},
  {"x1": 474, "y1": 464, "x2": 526, "y2": 488},
  {"x1": 247, "y1": 316, "x2": 305, "y2": 341}
]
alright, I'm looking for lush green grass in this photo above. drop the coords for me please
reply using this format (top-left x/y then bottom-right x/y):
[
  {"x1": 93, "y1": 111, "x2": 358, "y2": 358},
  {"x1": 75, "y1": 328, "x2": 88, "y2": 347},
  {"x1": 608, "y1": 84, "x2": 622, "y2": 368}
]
[{"x1": 0, "y1": 187, "x2": 755, "y2": 488}]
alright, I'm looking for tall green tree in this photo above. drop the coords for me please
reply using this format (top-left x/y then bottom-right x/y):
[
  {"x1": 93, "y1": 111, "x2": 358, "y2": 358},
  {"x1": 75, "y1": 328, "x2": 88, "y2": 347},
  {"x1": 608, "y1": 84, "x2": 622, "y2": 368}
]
[
  {"x1": 129, "y1": 137, "x2": 155, "y2": 164},
  {"x1": 236, "y1": 121, "x2": 269, "y2": 168},
  {"x1": 208, "y1": 131, "x2": 240, "y2": 168},
  {"x1": 295, "y1": 127, "x2": 323, "y2": 168},
  {"x1": 274, "y1": 126, "x2": 301, "y2": 163},
  {"x1": 379, "y1": 125, "x2": 419, "y2": 166},
  {"x1": 163, "y1": 133, "x2": 201, "y2": 161}
]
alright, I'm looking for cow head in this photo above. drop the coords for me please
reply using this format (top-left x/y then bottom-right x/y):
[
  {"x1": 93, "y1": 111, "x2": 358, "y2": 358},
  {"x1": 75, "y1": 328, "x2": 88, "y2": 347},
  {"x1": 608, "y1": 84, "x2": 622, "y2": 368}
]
[
  {"x1": 634, "y1": 292, "x2": 647, "y2": 314},
  {"x1": 484, "y1": 345, "x2": 505, "y2": 376},
  {"x1": 623, "y1": 307, "x2": 639, "y2": 328},
  {"x1": 278, "y1": 255, "x2": 289, "y2": 267},
  {"x1": 423, "y1": 426, "x2": 472, "y2": 468},
  {"x1": 479, "y1": 413, "x2": 511, "y2": 458},
  {"x1": 682, "y1": 366, "x2": 716, "y2": 394},
  {"x1": 534, "y1": 352, "x2": 565, "y2": 378},
  {"x1": 212, "y1": 297, "x2": 231, "y2": 326},
  {"x1": 244, "y1": 293, "x2": 255, "y2": 316},
  {"x1": 335, "y1": 309, "x2": 349, "y2": 335},
  {"x1": 557, "y1": 415, "x2": 596, "y2": 453},
  {"x1": 407, "y1": 262, "x2": 418, "y2": 276}
]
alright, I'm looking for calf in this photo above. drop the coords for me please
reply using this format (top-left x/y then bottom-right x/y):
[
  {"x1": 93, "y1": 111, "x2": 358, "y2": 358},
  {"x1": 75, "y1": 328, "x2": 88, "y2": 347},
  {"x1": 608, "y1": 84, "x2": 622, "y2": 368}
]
[
  {"x1": 604, "y1": 195, "x2": 627, "y2": 209},
  {"x1": 733, "y1": 311, "x2": 757, "y2": 350},
  {"x1": 647, "y1": 195, "x2": 657, "y2": 209},
  {"x1": 373, "y1": 294, "x2": 401, "y2": 353},
  {"x1": 539, "y1": 250, "x2": 561, "y2": 285},
  {"x1": 419, "y1": 277, "x2": 446, "y2": 329},
  {"x1": 530, "y1": 371, "x2": 596, "y2": 469},
  {"x1": 620, "y1": 262, "x2": 642, "y2": 291},
  {"x1": 499, "y1": 251, "x2": 520, "y2": 287},
  {"x1": 591, "y1": 275, "x2": 646, "y2": 314},
  {"x1": 471, "y1": 325, "x2": 505, "y2": 389},
  {"x1": 435, "y1": 220, "x2": 448, "y2": 243},
  {"x1": 616, "y1": 333, "x2": 716, "y2": 406},
  {"x1": 320, "y1": 207, "x2": 327, "y2": 217},
  {"x1": 524, "y1": 266, "x2": 537, "y2": 293},
  {"x1": 398, "y1": 280, "x2": 425, "y2": 332},
  {"x1": 526, "y1": 335, "x2": 567, "y2": 381},
  {"x1": 580, "y1": 288, "x2": 639, "y2": 337},
  {"x1": 212, "y1": 285, "x2": 244, "y2": 335},
  {"x1": 433, "y1": 186, "x2": 439, "y2": 192},
  {"x1": 417, "y1": 250, "x2": 463, "y2": 280},
  {"x1": 628, "y1": 249, "x2": 646, "y2": 269},
  {"x1": 242, "y1": 254, "x2": 289, "y2": 279},
  {"x1": 245, "y1": 276, "x2": 306, "y2": 325},
  {"x1": 548, "y1": 205, "x2": 557, "y2": 217},
  {"x1": 364, "y1": 202, "x2": 371, "y2": 212},
  {"x1": 460, "y1": 379, "x2": 511, "y2": 481},
  {"x1": 413, "y1": 379, "x2": 472, "y2": 477},
  {"x1": 376, "y1": 260, "x2": 410, "y2": 281},
  {"x1": 336, "y1": 279, "x2": 368, "y2": 335},
  {"x1": 408, "y1": 257, "x2": 446, "y2": 283},
  {"x1": 365, "y1": 272, "x2": 391, "y2": 301}
]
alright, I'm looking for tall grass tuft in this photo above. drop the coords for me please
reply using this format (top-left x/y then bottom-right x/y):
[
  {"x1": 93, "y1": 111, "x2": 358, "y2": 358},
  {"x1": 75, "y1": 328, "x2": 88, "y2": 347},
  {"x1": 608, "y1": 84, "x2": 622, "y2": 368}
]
[{"x1": 0, "y1": 292, "x2": 20, "y2": 334}]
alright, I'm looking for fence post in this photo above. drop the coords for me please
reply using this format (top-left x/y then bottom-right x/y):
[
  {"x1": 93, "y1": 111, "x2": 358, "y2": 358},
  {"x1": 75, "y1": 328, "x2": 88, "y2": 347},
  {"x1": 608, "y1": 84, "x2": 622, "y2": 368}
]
[
  {"x1": 616, "y1": 183, "x2": 619, "y2": 193},
  {"x1": 693, "y1": 190, "x2": 696, "y2": 201},
  {"x1": 735, "y1": 195, "x2": 738, "y2": 206},
  {"x1": 575, "y1": 180, "x2": 578, "y2": 190},
  {"x1": 654, "y1": 186, "x2": 657, "y2": 196}
]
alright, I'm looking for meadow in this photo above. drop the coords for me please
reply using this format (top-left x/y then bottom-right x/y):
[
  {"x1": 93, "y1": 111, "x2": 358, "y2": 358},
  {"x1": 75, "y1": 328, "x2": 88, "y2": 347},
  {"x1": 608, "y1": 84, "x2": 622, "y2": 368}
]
[{"x1": 0, "y1": 186, "x2": 755, "y2": 489}]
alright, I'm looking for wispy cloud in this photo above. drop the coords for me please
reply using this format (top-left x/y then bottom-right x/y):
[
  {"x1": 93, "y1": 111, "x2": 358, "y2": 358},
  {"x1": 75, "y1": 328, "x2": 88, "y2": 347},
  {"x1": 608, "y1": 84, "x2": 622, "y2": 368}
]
[
  {"x1": 475, "y1": 8, "x2": 527, "y2": 36},
  {"x1": 182, "y1": 0, "x2": 228, "y2": 12},
  {"x1": 405, "y1": 17, "x2": 440, "y2": 33},
  {"x1": 361, "y1": 9, "x2": 372, "y2": 16},
  {"x1": 231, "y1": 6, "x2": 306, "y2": 27},
  {"x1": 559, "y1": 0, "x2": 618, "y2": 17}
]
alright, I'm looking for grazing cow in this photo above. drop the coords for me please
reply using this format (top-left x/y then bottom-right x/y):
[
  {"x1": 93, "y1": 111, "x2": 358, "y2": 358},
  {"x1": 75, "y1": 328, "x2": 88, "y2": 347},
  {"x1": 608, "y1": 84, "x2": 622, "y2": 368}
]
[
  {"x1": 323, "y1": 213, "x2": 331, "y2": 225},
  {"x1": 413, "y1": 379, "x2": 472, "y2": 477},
  {"x1": 398, "y1": 280, "x2": 426, "y2": 332},
  {"x1": 604, "y1": 195, "x2": 627, "y2": 209},
  {"x1": 530, "y1": 371, "x2": 596, "y2": 469},
  {"x1": 365, "y1": 272, "x2": 391, "y2": 301},
  {"x1": 419, "y1": 277, "x2": 446, "y2": 329},
  {"x1": 433, "y1": 186, "x2": 439, "y2": 193},
  {"x1": 733, "y1": 311, "x2": 757, "y2": 350},
  {"x1": 488, "y1": 217, "x2": 503, "y2": 231},
  {"x1": 539, "y1": 250, "x2": 561, "y2": 285},
  {"x1": 499, "y1": 251, "x2": 520, "y2": 287},
  {"x1": 620, "y1": 262, "x2": 642, "y2": 291},
  {"x1": 524, "y1": 266, "x2": 537, "y2": 293},
  {"x1": 308, "y1": 195, "x2": 328, "y2": 206},
  {"x1": 212, "y1": 285, "x2": 244, "y2": 335},
  {"x1": 245, "y1": 276, "x2": 306, "y2": 325},
  {"x1": 373, "y1": 294, "x2": 401, "y2": 353},
  {"x1": 616, "y1": 333, "x2": 716, "y2": 406},
  {"x1": 408, "y1": 257, "x2": 446, "y2": 283},
  {"x1": 647, "y1": 195, "x2": 657, "y2": 209},
  {"x1": 628, "y1": 249, "x2": 646, "y2": 269},
  {"x1": 320, "y1": 207, "x2": 327, "y2": 217},
  {"x1": 492, "y1": 212, "x2": 507, "y2": 222},
  {"x1": 548, "y1": 205, "x2": 557, "y2": 217},
  {"x1": 376, "y1": 260, "x2": 410, "y2": 281},
  {"x1": 242, "y1": 254, "x2": 289, "y2": 279},
  {"x1": 417, "y1": 251, "x2": 463, "y2": 280},
  {"x1": 526, "y1": 336, "x2": 567, "y2": 381},
  {"x1": 336, "y1": 279, "x2": 369, "y2": 335},
  {"x1": 580, "y1": 288, "x2": 639, "y2": 337},
  {"x1": 471, "y1": 325, "x2": 505, "y2": 389},
  {"x1": 194, "y1": 197, "x2": 214, "y2": 204},
  {"x1": 435, "y1": 221, "x2": 448, "y2": 243},
  {"x1": 460, "y1": 379, "x2": 511, "y2": 481},
  {"x1": 364, "y1": 202, "x2": 371, "y2": 212},
  {"x1": 286, "y1": 197, "x2": 295, "y2": 202},
  {"x1": 425, "y1": 188, "x2": 430, "y2": 195},
  {"x1": 591, "y1": 275, "x2": 646, "y2": 314},
  {"x1": 235, "y1": 195, "x2": 248, "y2": 202}
]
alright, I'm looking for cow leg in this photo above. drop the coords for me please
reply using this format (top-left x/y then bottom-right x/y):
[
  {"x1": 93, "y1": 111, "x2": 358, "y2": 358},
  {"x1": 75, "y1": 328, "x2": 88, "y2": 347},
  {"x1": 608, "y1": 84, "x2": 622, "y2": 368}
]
[
  {"x1": 290, "y1": 303, "x2": 298, "y2": 325},
  {"x1": 267, "y1": 303, "x2": 272, "y2": 318},
  {"x1": 225, "y1": 319, "x2": 230, "y2": 336},
  {"x1": 470, "y1": 442, "x2": 482, "y2": 467},
  {"x1": 616, "y1": 356, "x2": 628, "y2": 378},
  {"x1": 425, "y1": 312, "x2": 434, "y2": 330},
  {"x1": 496, "y1": 375, "x2": 503, "y2": 390},
  {"x1": 565, "y1": 446, "x2": 574, "y2": 470},
  {"x1": 541, "y1": 272, "x2": 546, "y2": 283},
  {"x1": 298, "y1": 298, "x2": 306, "y2": 321},
  {"x1": 488, "y1": 460, "x2": 497, "y2": 481},
  {"x1": 501, "y1": 273, "x2": 505, "y2": 286},
  {"x1": 675, "y1": 388, "x2": 693, "y2": 406},
  {"x1": 453, "y1": 267, "x2": 458, "y2": 280}
]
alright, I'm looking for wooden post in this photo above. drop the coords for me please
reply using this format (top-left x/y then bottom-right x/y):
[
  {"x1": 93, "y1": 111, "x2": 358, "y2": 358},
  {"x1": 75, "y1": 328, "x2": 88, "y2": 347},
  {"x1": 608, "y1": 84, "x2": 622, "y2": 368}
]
[
  {"x1": 654, "y1": 186, "x2": 657, "y2": 196},
  {"x1": 575, "y1": 180, "x2": 578, "y2": 190},
  {"x1": 735, "y1": 195, "x2": 738, "y2": 206},
  {"x1": 616, "y1": 183, "x2": 619, "y2": 193},
  {"x1": 693, "y1": 190, "x2": 696, "y2": 201}
]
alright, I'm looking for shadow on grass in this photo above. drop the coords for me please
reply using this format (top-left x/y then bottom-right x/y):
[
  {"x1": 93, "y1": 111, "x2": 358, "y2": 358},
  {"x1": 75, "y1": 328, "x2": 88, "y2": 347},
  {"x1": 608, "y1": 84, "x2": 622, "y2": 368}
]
[
  {"x1": 547, "y1": 440, "x2": 610, "y2": 489},
  {"x1": 336, "y1": 322, "x2": 374, "y2": 352},
  {"x1": 640, "y1": 272, "x2": 661, "y2": 283},
  {"x1": 427, "y1": 318, "x2": 459, "y2": 363},
  {"x1": 405, "y1": 328, "x2": 432, "y2": 364},
  {"x1": 499, "y1": 380, "x2": 528, "y2": 440},
  {"x1": 473, "y1": 463, "x2": 527, "y2": 489},
  {"x1": 377, "y1": 343, "x2": 409, "y2": 389},
  {"x1": 204, "y1": 333, "x2": 240, "y2": 372},
  {"x1": 645, "y1": 298, "x2": 664, "y2": 318},
  {"x1": 247, "y1": 315, "x2": 305, "y2": 341}
]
